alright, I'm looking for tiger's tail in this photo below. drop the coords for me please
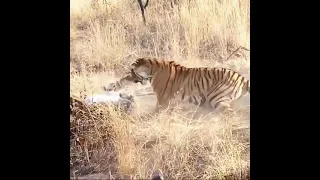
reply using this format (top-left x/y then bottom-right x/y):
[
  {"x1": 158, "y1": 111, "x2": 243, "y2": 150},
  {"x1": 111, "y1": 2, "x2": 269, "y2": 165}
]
[{"x1": 243, "y1": 79, "x2": 250, "y2": 94}]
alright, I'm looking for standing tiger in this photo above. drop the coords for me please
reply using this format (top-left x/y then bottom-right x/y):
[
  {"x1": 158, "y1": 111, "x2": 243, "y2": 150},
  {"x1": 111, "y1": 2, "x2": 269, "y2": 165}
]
[{"x1": 103, "y1": 57, "x2": 250, "y2": 114}]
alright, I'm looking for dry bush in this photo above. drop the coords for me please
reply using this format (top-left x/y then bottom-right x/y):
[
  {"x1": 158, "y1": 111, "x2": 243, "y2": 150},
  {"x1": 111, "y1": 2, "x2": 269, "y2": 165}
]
[
  {"x1": 70, "y1": 93, "x2": 137, "y2": 177},
  {"x1": 70, "y1": 0, "x2": 250, "y2": 179}
]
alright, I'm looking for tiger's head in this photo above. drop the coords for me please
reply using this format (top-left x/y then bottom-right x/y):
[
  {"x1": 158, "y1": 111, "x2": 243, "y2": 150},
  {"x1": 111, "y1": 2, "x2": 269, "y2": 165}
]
[
  {"x1": 131, "y1": 56, "x2": 179, "y2": 77},
  {"x1": 129, "y1": 57, "x2": 154, "y2": 82},
  {"x1": 102, "y1": 65, "x2": 150, "y2": 92},
  {"x1": 126, "y1": 57, "x2": 179, "y2": 85},
  {"x1": 103, "y1": 57, "x2": 174, "y2": 92}
]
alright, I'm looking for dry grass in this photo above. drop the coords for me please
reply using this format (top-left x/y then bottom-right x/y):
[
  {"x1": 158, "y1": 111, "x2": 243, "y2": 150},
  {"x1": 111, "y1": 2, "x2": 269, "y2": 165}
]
[{"x1": 70, "y1": 0, "x2": 250, "y2": 179}]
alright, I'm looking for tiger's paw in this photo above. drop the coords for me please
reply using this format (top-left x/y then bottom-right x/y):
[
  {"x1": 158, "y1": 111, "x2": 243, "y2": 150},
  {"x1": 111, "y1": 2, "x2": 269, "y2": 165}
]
[
  {"x1": 101, "y1": 83, "x2": 116, "y2": 92},
  {"x1": 219, "y1": 107, "x2": 236, "y2": 117}
]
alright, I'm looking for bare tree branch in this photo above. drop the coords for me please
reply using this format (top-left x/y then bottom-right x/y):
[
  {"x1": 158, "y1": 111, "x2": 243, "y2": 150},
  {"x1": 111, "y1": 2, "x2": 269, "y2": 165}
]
[{"x1": 137, "y1": 0, "x2": 149, "y2": 25}]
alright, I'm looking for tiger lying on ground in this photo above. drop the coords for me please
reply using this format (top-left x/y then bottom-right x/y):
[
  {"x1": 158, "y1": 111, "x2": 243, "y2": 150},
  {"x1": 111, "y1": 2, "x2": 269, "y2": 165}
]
[
  {"x1": 102, "y1": 57, "x2": 250, "y2": 114},
  {"x1": 70, "y1": 92, "x2": 136, "y2": 116}
]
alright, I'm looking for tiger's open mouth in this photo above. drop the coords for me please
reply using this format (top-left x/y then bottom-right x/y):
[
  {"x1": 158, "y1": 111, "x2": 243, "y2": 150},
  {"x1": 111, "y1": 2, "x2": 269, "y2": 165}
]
[
  {"x1": 131, "y1": 69, "x2": 148, "y2": 84},
  {"x1": 134, "y1": 80, "x2": 142, "y2": 83}
]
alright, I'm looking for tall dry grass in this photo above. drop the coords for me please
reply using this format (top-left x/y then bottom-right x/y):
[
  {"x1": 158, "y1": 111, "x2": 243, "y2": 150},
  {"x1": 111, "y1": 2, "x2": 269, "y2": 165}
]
[
  {"x1": 70, "y1": 0, "x2": 250, "y2": 179},
  {"x1": 70, "y1": 0, "x2": 250, "y2": 73}
]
